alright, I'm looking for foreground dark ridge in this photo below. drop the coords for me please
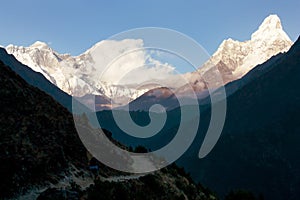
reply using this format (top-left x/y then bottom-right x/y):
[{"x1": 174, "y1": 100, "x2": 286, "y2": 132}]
[{"x1": 0, "y1": 59, "x2": 217, "y2": 199}]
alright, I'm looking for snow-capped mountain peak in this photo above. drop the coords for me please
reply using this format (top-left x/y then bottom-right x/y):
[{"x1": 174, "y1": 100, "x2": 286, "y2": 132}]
[
  {"x1": 3, "y1": 14, "x2": 293, "y2": 110},
  {"x1": 30, "y1": 41, "x2": 50, "y2": 49},
  {"x1": 251, "y1": 14, "x2": 290, "y2": 42},
  {"x1": 256, "y1": 14, "x2": 282, "y2": 32},
  {"x1": 198, "y1": 14, "x2": 292, "y2": 82},
  {"x1": 126, "y1": 15, "x2": 294, "y2": 111},
  {"x1": 5, "y1": 39, "x2": 160, "y2": 104}
]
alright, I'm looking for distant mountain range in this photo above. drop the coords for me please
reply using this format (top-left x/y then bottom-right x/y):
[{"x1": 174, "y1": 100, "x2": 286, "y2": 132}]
[
  {"x1": 126, "y1": 14, "x2": 293, "y2": 111},
  {"x1": 5, "y1": 15, "x2": 292, "y2": 111},
  {"x1": 1, "y1": 13, "x2": 299, "y2": 200}
]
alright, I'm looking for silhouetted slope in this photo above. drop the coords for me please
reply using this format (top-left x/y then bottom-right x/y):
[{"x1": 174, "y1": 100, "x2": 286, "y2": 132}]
[
  {"x1": 0, "y1": 60, "x2": 88, "y2": 198},
  {"x1": 181, "y1": 36, "x2": 300, "y2": 200},
  {"x1": 0, "y1": 59, "x2": 217, "y2": 200}
]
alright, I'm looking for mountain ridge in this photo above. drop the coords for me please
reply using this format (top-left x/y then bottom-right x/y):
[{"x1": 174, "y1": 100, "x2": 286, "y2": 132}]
[
  {"x1": 4, "y1": 15, "x2": 293, "y2": 111},
  {"x1": 198, "y1": 14, "x2": 292, "y2": 81},
  {"x1": 125, "y1": 14, "x2": 292, "y2": 111}
]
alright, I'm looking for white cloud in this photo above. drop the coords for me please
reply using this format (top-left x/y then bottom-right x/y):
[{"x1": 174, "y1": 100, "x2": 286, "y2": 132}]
[{"x1": 85, "y1": 39, "x2": 177, "y2": 85}]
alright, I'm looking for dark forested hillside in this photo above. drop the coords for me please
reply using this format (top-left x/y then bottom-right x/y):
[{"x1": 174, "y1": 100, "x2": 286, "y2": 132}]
[
  {"x1": 0, "y1": 59, "x2": 217, "y2": 199},
  {"x1": 180, "y1": 36, "x2": 300, "y2": 200},
  {"x1": 0, "y1": 59, "x2": 88, "y2": 197}
]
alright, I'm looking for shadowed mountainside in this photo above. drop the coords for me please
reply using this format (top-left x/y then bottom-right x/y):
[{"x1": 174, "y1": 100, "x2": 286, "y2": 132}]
[
  {"x1": 179, "y1": 36, "x2": 300, "y2": 200},
  {"x1": 0, "y1": 58, "x2": 217, "y2": 200},
  {"x1": 0, "y1": 59, "x2": 88, "y2": 198}
]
